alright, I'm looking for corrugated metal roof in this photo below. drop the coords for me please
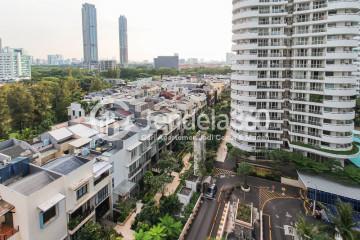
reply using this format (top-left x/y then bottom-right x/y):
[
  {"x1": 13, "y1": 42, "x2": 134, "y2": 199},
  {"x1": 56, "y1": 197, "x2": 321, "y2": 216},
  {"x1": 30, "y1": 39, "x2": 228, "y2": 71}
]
[{"x1": 298, "y1": 172, "x2": 360, "y2": 201}]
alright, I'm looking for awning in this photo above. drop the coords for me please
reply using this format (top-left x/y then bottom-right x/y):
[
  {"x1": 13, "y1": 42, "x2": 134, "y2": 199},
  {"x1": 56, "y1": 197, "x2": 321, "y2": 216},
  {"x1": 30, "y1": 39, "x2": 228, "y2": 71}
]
[
  {"x1": 69, "y1": 138, "x2": 92, "y2": 148},
  {"x1": 113, "y1": 180, "x2": 136, "y2": 197},
  {"x1": 93, "y1": 161, "x2": 112, "y2": 178},
  {"x1": 38, "y1": 193, "x2": 65, "y2": 212}
]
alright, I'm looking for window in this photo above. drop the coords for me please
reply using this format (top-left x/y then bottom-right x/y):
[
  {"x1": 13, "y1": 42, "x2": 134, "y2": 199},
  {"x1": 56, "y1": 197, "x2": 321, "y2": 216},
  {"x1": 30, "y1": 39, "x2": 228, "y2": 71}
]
[
  {"x1": 76, "y1": 184, "x2": 88, "y2": 200},
  {"x1": 40, "y1": 205, "x2": 57, "y2": 228}
]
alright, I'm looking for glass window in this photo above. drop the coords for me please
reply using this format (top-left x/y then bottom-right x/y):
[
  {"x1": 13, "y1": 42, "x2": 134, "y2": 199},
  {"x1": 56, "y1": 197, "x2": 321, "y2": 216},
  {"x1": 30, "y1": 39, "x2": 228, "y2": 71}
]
[{"x1": 76, "y1": 184, "x2": 88, "y2": 200}]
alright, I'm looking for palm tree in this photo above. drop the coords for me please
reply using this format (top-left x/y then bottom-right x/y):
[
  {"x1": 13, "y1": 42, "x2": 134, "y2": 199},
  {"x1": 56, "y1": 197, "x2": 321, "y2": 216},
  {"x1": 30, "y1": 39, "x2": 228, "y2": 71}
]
[
  {"x1": 237, "y1": 162, "x2": 253, "y2": 189},
  {"x1": 159, "y1": 215, "x2": 182, "y2": 240},
  {"x1": 147, "y1": 225, "x2": 167, "y2": 240},
  {"x1": 295, "y1": 216, "x2": 331, "y2": 240},
  {"x1": 333, "y1": 201, "x2": 356, "y2": 240}
]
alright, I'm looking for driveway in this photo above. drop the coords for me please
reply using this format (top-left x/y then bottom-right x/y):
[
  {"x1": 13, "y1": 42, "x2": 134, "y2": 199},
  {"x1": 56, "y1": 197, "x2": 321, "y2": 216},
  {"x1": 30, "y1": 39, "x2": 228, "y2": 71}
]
[{"x1": 263, "y1": 198, "x2": 304, "y2": 240}]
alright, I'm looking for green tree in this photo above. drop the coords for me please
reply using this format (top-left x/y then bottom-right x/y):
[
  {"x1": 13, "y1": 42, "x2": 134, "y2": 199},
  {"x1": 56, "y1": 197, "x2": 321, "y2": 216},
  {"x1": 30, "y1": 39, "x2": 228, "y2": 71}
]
[
  {"x1": 159, "y1": 194, "x2": 183, "y2": 216},
  {"x1": 158, "y1": 151, "x2": 180, "y2": 174},
  {"x1": 7, "y1": 85, "x2": 35, "y2": 132},
  {"x1": 0, "y1": 88, "x2": 11, "y2": 139},
  {"x1": 333, "y1": 201, "x2": 356, "y2": 240},
  {"x1": 147, "y1": 225, "x2": 167, "y2": 240},
  {"x1": 237, "y1": 162, "x2": 253, "y2": 189},
  {"x1": 295, "y1": 216, "x2": 332, "y2": 240},
  {"x1": 77, "y1": 221, "x2": 103, "y2": 240},
  {"x1": 159, "y1": 215, "x2": 182, "y2": 240}
]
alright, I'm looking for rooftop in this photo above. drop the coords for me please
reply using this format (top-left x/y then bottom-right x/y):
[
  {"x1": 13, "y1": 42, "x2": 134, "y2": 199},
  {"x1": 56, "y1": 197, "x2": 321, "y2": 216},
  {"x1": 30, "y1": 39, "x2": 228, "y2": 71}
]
[
  {"x1": 43, "y1": 155, "x2": 89, "y2": 175},
  {"x1": 7, "y1": 169, "x2": 60, "y2": 196},
  {"x1": 298, "y1": 172, "x2": 360, "y2": 201}
]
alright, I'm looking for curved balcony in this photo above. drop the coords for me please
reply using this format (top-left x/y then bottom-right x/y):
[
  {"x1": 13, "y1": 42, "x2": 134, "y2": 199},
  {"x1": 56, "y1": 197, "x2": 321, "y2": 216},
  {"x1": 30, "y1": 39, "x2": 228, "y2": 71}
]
[
  {"x1": 233, "y1": 21, "x2": 258, "y2": 30},
  {"x1": 326, "y1": 52, "x2": 357, "y2": 59},
  {"x1": 232, "y1": 44, "x2": 257, "y2": 51},
  {"x1": 328, "y1": 0, "x2": 360, "y2": 11},
  {"x1": 322, "y1": 135, "x2": 353, "y2": 145},
  {"x1": 232, "y1": 74, "x2": 257, "y2": 81},
  {"x1": 233, "y1": 11, "x2": 258, "y2": 20},
  {"x1": 232, "y1": 64, "x2": 258, "y2": 71},
  {"x1": 327, "y1": 27, "x2": 359, "y2": 36},
  {"x1": 323, "y1": 88, "x2": 357, "y2": 96},
  {"x1": 231, "y1": 84, "x2": 257, "y2": 91},
  {"x1": 323, "y1": 100, "x2": 355, "y2": 109},
  {"x1": 325, "y1": 64, "x2": 356, "y2": 72},
  {"x1": 324, "y1": 76, "x2": 356, "y2": 84},
  {"x1": 327, "y1": 14, "x2": 360, "y2": 23},
  {"x1": 323, "y1": 111, "x2": 355, "y2": 120},
  {"x1": 231, "y1": 93, "x2": 257, "y2": 102},
  {"x1": 232, "y1": 54, "x2": 258, "y2": 61},
  {"x1": 289, "y1": 142, "x2": 358, "y2": 159},
  {"x1": 322, "y1": 123, "x2": 354, "y2": 132},
  {"x1": 327, "y1": 39, "x2": 358, "y2": 48},
  {"x1": 232, "y1": 32, "x2": 258, "y2": 41}
]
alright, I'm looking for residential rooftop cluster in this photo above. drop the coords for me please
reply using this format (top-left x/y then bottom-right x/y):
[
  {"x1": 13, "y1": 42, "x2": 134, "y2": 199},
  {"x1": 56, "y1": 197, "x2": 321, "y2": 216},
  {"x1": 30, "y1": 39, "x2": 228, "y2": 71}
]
[{"x1": 0, "y1": 75, "x2": 229, "y2": 240}]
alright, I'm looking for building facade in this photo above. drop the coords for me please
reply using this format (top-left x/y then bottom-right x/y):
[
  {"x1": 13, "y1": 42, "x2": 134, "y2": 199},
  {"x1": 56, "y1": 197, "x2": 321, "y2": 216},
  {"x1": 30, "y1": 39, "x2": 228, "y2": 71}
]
[
  {"x1": 0, "y1": 47, "x2": 31, "y2": 83},
  {"x1": 82, "y1": 3, "x2": 98, "y2": 64},
  {"x1": 231, "y1": 0, "x2": 360, "y2": 161},
  {"x1": 154, "y1": 55, "x2": 179, "y2": 70},
  {"x1": 99, "y1": 60, "x2": 117, "y2": 72},
  {"x1": 47, "y1": 54, "x2": 64, "y2": 66},
  {"x1": 119, "y1": 15, "x2": 128, "y2": 66}
]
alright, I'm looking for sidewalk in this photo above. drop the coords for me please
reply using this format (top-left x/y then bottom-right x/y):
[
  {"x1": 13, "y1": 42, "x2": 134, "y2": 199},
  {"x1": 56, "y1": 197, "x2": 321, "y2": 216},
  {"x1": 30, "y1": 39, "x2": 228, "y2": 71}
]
[
  {"x1": 216, "y1": 130, "x2": 230, "y2": 163},
  {"x1": 114, "y1": 202, "x2": 143, "y2": 240},
  {"x1": 154, "y1": 153, "x2": 192, "y2": 204}
]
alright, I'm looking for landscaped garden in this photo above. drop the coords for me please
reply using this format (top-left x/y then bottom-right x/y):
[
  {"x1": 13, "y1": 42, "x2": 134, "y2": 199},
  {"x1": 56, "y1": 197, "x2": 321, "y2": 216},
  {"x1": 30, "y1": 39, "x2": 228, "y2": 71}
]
[
  {"x1": 113, "y1": 198, "x2": 137, "y2": 223},
  {"x1": 236, "y1": 202, "x2": 251, "y2": 223}
]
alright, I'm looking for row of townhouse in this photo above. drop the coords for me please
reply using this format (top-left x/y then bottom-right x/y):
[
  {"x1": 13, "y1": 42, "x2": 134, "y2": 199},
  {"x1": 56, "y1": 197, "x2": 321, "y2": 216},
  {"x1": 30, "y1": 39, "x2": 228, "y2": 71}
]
[
  {"x1": 0, "y1": 77, "x2": 227, "y2": 240},
  {"x1": 0, "y1": 140, "x2": 112, "y2": 240}
]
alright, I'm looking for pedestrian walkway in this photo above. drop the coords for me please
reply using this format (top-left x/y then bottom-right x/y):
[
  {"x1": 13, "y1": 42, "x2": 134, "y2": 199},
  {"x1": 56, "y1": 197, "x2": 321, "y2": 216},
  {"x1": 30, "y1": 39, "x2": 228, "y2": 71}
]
[
  {"x1": 216, "y1": 130, "x2": 230, "y2": 163},
  {"x1": 114, "y1": 202, "x2": 143, "y2": 240},
  {"x1": 154, "y1": 153, "x2": 192, "y2": 204}
]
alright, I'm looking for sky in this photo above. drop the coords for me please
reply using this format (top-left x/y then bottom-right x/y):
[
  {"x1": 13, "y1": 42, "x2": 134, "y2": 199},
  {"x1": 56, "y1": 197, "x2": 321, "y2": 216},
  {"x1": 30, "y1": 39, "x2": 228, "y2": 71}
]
[{"x1": 0, "y1": 0, "x2": 232, "y2": 62}]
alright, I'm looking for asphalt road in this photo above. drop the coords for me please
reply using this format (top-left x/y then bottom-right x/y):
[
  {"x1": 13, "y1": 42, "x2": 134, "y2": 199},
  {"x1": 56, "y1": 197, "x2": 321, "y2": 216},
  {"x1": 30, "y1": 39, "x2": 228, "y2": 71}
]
[
  {"x1": 185, "y1": 198, "x2": 219, "y2": 240},
  {"x1": 263, "y1": 198, "x2": 304, "y2": 240}
]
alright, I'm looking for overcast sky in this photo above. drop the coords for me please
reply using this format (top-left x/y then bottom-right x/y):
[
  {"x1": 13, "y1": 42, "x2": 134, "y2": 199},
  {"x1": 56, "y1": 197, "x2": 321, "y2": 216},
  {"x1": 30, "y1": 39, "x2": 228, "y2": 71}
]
[{"x1": 0, "y1": 0, "x2": 232, "y2": 61}]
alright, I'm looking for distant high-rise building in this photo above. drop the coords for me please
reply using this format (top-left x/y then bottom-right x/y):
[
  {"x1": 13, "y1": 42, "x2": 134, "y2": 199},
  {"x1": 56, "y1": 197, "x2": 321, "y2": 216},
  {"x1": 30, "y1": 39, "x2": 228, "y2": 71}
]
[
  {"x1": 82, "y1": 3, "x2": 98, "y2": 64},
  {"x1": 99, "y1": 60, "x2": 117, "y2": 72},
  {"x1": 0, "y1": 46, "x2": 31, "y2": 83},
  {"x1": 154, "y1": 55, "x2": 179, "y2": 70},
  {"x1": 47, "y1": 54, "x2": 64, "y2": 65},
  {"x1": 119, "y1": 15, "x2": 128, "y2": 66}
]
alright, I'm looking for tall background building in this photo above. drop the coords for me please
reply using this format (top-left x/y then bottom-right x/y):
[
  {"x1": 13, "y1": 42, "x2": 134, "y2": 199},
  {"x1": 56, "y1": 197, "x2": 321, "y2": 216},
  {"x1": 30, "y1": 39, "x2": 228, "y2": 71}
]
[
  {"x1": 119, "y1": 15, "x2": 128, "y2": 66},
  {"x1": 82, "y1": 3, "x2": 98, "y2": 65},
  {"x1": 231, "y1": 0, "x2": 360, "y2": 162},
  {"x1": 0, "y1": 44, "x2": 31, "y2": 83},
  {"x1": 47, "y1": 54, "x2": 64, "y2": 66}
]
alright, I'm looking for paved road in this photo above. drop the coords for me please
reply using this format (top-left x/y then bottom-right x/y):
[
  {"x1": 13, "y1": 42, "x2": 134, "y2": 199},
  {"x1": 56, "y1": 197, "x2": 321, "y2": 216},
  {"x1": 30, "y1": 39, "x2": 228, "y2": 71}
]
[
  {"x1": 185, "y1": 198, "x2": 219, "y2": 240},
  {"x1": 185, "y1": 176, "x2": 301, "y2": 240},
  {"x1": 263, "y1": 198, "x2": 304, "y2": 240}
]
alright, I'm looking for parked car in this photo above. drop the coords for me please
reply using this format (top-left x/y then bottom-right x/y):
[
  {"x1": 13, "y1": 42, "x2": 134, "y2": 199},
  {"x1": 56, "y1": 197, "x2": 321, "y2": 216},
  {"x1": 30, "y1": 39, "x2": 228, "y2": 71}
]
[{"x1": 204, "y1": 183, "x2": 217, "y2": 200}]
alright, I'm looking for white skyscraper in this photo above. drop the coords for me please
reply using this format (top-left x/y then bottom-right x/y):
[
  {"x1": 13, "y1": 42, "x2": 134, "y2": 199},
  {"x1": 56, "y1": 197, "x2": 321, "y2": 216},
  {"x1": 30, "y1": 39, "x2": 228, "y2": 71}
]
[
  {"x1": 0, "y1": 46, "x2": 31, "y2": 83},
  {"x1": 82, "y1": 3, "x2": 98, "y2": 64},
  {"x1": 231, "y1": 0, "x2": 360, "y2": 162}
]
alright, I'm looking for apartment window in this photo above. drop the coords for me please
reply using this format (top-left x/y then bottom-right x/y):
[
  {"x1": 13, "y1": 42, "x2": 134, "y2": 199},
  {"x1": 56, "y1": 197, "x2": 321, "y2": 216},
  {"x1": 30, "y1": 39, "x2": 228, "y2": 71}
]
[
  {"x1": 76, "y1": 184, "x2": 88, "y2": 200},
  {"x1": 272, "y1": 17, "x2": 281, "y2": 24},
  {"x1": 131, "y1": 148, "x2": 137, "y2": 159},
  {"x1": 271, "y1": 28, "x2": 281, "y2": 35},
  {"x1": 40, "y1": 205, "x2": 57, "y2": 228}
]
